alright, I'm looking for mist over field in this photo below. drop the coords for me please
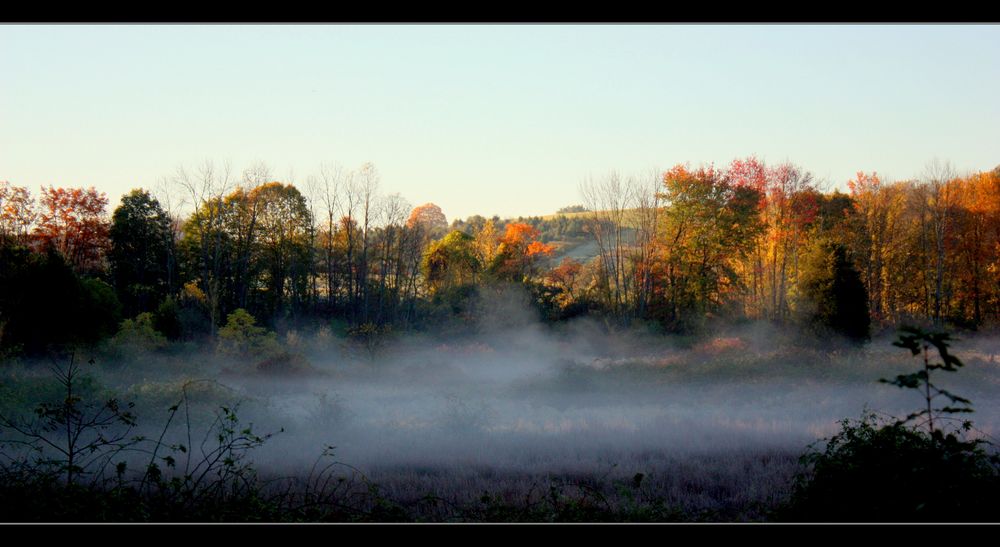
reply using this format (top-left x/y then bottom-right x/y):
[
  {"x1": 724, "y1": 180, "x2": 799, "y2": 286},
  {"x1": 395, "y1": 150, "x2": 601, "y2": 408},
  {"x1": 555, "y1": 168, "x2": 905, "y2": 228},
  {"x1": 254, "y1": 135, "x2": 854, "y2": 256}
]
[{"x1": 11, "y1": 289, "x2": 986, "y2": 518}]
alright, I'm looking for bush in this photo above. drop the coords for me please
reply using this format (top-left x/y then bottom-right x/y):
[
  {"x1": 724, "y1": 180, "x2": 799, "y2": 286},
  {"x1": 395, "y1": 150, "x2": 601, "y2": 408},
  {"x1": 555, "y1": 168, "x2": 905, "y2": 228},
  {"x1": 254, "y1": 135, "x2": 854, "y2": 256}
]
[
  {"x1": 113, "y1": 313, "x2": 168, "y2": 355},
  {"x1": 152, "y1": 297, "x2": 182, "y2": 341},
  {"x1": 0, "y1": 247, "x2": 121, "y2": 356},
  {"x1": 784, "y1": 412, "x2": 1000, "y2": 521},
  {"x1": 784, "y1": 327, "x2": 1000, "y2": 521},
  {"x1": 216, "y1": 309, "x2": 279, "y2": 359},
  {"x1": 0, "y1": 357, "x2": 291, "y2": 521}
]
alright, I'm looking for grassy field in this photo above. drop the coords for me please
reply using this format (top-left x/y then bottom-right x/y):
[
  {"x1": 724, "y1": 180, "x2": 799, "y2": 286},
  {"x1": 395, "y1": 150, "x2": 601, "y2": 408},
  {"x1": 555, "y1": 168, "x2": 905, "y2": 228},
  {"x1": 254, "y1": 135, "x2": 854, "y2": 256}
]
[{"x1": 2, "y1": 323, "x2": 999, "y2": 521}]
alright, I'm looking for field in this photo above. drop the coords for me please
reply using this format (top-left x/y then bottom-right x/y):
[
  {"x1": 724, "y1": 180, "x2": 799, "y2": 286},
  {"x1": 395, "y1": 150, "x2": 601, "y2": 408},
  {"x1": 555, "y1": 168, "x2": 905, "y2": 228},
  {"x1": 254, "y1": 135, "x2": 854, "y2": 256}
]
[{"x1": 4, "y1": 319, "x2": 998, "y2": 521}]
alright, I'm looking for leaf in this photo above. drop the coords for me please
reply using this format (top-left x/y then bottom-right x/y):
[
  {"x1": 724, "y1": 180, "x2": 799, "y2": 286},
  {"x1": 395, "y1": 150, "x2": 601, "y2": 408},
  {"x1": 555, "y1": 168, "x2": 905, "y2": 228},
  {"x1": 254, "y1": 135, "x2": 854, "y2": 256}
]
[{"x1": 939, "y1": 407, "x2": 974, "y2": 414}]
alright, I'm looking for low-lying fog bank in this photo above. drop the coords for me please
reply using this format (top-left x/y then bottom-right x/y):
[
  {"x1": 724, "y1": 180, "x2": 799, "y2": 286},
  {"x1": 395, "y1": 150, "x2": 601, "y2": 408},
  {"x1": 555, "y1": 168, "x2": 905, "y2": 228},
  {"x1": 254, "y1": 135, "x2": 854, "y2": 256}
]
[
  {"x1": 5, "y1": 306, "x2": 1000, "y2": 518},
  {"x1": 108, "y1": 317, "x2": 1000, "y2": 472}
]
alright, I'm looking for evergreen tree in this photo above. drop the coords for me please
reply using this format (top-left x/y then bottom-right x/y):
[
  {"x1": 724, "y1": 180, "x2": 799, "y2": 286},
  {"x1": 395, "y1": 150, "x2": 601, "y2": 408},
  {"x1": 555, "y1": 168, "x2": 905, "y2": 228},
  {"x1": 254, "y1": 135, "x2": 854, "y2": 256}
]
[{"x1": 797, "y1": 240, "x2": 871, "y2": 343}]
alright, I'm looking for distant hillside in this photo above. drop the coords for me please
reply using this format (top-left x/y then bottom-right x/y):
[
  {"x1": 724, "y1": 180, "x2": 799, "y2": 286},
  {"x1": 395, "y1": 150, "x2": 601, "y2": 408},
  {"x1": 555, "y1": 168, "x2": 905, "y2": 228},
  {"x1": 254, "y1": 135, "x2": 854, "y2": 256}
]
[{"x1": 540, "y1": 209, "x2": 650, "y2": 229}]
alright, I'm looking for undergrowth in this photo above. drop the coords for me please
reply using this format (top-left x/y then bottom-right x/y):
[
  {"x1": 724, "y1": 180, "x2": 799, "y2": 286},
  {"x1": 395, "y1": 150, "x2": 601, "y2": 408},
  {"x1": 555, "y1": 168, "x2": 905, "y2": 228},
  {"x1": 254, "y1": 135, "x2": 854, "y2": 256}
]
[{"x1": 781, "y1": 327, "x2": 1000, "y2": 522}]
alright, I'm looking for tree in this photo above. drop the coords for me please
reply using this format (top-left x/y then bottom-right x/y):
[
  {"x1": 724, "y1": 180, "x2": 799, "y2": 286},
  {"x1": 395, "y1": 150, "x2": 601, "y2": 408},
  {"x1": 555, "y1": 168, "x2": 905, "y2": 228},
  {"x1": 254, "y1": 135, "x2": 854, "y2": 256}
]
[
  {"x1": 109, "y1": 189, "x2": 174, "y2": 317},
  {"x1": 0, "y1": 353, "x2": 139, "y2": 488},
  {"x1": 727, "y1": 157, "x2": 820, "y2": 322},
  {"x1": 174, "y1": 161, "x2": 234, "y2": 336},
  {"x1": 948, "y1": 170, "x2": 1000, "y2": 326},
  {"x1": 0, "y1": 181, "x2": 36, "y2": 246},
  {"x1": 795, "y1": 240, "x2": 870, "y2": 343},
  {"x1": 221, "y1": 166, "x2": 269, "y2": 313},
  {"x1": 0, "y1": 247, "x2": 120, "y2": 355},
  {"x1": 654, "y1": 164, "x2": 763, "y2": 329},
  {"x1": 34, "y1": 186, "x2": 110, "y2": 275},
  {"x1": 0, "y1": 247, "x2": 81, "y2": 355},
  {"x1": 487, "y1": 222, "x2": 554, "y2": 282},
  {"x1": 249, "y1": 182, "x2": 314, "y2": 319},
  {"x1": 369, "y1": 193, "x2": 415, "y2": 325},
  {"x1": 580, "y1": 172, "x2": 638, "y2": 321},
  {"x1": 311, "y1": 163, "x2": 345, "y2": 309},
  {"x1": 422, "y1": 230, "x2": 482, "y2": 294},
  {"x1": 406, "y1": 203, "x2": 448, "y2": 239},
  {"x1": 921, "y1": 160, "x2": 960, "y2": 327}
]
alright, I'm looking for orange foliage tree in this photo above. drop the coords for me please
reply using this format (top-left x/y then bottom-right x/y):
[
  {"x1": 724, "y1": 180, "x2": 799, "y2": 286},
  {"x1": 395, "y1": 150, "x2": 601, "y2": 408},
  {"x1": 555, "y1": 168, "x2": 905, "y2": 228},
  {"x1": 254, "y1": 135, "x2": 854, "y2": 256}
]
[
  {"x1": 406, "y1": 203, "x2": 449, "y2": 239},
  {"x1": 487, "y1": 222, "x2": 554, "y2": 281},
  {"x1": 725, "y1": 157, "x2": 820, "y2": 321},
  {"x1": 0, "y1": 181, "x2": 37, "y2": 245},
  {"x1": 947, "y1": 169, "x2": 1000, "y2": 325}
]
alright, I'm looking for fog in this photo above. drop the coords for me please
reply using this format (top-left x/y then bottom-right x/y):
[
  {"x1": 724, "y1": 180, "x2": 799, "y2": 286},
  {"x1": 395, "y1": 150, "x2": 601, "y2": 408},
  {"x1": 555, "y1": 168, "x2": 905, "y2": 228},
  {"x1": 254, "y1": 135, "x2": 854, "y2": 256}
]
[
  {"x1": 11, "y1": 287, "x2": 1000, "y2": 515},
  {"x1": 104, "y1": 290, "x2": 1000, "y2": 476}
]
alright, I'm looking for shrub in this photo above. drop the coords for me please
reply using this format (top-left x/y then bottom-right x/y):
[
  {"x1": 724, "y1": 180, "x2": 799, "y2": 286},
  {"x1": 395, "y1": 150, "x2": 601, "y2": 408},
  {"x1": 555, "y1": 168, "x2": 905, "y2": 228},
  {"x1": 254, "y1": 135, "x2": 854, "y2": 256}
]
[
  {"x1": 346, "y1": 322, "x2": 391, "y2": 360},
  {"x1": 784, "y1": 327, "x2": 1000, "y2": 521},
  {"x1": 216, "y1": 309, "x2": 279, "y2": 359},
  {"x1": 152, "y1": 297, "x2": 182, "y2": 341},
  {"x1": 0, "y1": 353, "x2": 138, "y2": 488},
  {"x1": 0, "y1": 357, "x2": 293, "y2": 521},
  {"x1": 113, "y1": 313, "x2": 168, "y2": 355}
]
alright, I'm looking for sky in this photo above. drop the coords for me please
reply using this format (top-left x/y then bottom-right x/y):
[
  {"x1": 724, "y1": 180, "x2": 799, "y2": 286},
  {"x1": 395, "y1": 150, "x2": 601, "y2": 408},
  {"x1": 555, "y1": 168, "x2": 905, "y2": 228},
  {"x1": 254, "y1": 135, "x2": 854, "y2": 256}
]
[{"x1": 2, "y1": 24, "x2": 999, "y2": 221}]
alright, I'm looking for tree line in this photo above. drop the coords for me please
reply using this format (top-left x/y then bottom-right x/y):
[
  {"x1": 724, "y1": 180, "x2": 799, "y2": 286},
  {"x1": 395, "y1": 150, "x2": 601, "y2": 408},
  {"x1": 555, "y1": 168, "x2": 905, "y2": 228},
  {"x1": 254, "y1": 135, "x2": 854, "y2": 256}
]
[
  {"x1": 572, "y1": 158, "x2": 1000, "y2": 335},
  {"x1": 1, "y1": 157, "x2": 998, "y2": 357}
]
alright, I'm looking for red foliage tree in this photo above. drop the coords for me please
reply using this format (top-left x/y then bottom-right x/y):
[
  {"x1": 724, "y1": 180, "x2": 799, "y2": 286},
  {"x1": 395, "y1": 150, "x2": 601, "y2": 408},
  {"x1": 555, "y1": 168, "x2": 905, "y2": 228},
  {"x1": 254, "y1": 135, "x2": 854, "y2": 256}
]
[{"x1": 34, "y1": 186, "x2": 110, "y2": 274}]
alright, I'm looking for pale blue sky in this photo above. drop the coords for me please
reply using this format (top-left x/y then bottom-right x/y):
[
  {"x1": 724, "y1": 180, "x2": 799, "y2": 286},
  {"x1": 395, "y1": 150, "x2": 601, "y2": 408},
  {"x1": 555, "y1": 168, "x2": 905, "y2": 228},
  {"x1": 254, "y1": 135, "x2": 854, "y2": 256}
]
[{"x1": 2, "y1": 24, "x2": 998, "y2": 221}]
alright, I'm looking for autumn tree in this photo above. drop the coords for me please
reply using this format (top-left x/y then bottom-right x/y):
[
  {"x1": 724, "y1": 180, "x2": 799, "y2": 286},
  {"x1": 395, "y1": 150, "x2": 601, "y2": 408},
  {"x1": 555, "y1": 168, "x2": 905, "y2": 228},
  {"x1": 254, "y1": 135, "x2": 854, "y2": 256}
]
[
  {"x1": 0, "y1": 181, "x2": 36, "y2": 246},
  {"x1": 422, "y1": 230, "x2": 482, "y2": 294},
  {"x1": 249, "y1": 182, "x2": 314, "y2": 319},
  {"x1": 34, "y1": 186, "x2": 110, "y2": 275},
  {"x1": 175, "y1": 161, "x2": 235, "y2": 335},
  {"x1": 844, "y1": 173, "x2": 912, "y2": 325},
  {"x1": 726, "y1": 157, "x2": 822, "y2": 321},
  {"x1": 487, "y1": 222, "x2": 554, "y2": 282},
  {"x1": 939, "y1": 169, "x2": 1000, "y2": 326},
  {"x1": 543, "y1": 257, "x2": 586, "y2": 312},
  {"x1": 221, "y1": 164, "x2": 271, "y2": 312},
  {"x1": 920, "y1": 161, "x2": 960, "y2": 327},
  {"x1": 406, "y1": 203, "x2": 449, "y2": 240},
  {"x1": 579, "y1": 172, "x2": 660, "y2": 322},
  {"x1": 654, "y1": 164, "x2": 764, "y2": 329},
  {"x1": 473, "y1": 218, "x2": 502, "y2": 269}
]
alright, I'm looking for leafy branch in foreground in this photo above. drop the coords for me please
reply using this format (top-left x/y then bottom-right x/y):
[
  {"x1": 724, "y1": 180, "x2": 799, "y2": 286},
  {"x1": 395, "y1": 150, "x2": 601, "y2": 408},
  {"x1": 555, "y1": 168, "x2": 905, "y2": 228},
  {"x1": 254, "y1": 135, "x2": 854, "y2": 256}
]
[{"x1": 882, "y1": 326, "x2": 973, "y2": 434}]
